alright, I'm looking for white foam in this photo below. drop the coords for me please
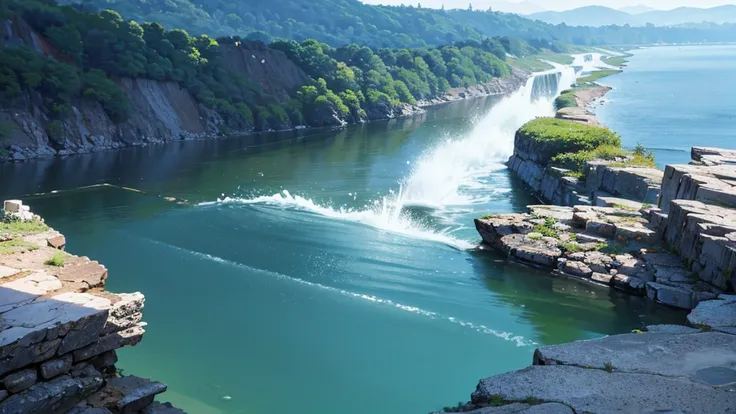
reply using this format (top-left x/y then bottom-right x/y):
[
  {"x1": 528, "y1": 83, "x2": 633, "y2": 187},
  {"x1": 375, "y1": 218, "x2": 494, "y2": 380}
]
[
  {"x1": 149, "y1": 238, "x2": 536, "y2": 347},
  {"x1": 201, "y1": 68, "x2": 576, "y2": 251},
  {"x1": 210, "y1": 190, "x2": 475, "y2": 250}
]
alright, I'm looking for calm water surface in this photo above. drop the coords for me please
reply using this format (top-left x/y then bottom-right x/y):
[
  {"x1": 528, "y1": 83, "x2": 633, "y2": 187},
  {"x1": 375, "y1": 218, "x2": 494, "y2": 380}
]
[
  {"x1": 597, "y1": 44, "x2": 736, "y2": 167},
  {"x1": 0, "y1": 77, "x2": 683, "y2": 413}
]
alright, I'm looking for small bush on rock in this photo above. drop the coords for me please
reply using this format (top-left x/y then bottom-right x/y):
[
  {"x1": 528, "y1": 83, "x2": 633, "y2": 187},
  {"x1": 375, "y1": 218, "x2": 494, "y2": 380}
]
[{"x1": 517, "y1": 118, "x2": 621, "y2": 161}]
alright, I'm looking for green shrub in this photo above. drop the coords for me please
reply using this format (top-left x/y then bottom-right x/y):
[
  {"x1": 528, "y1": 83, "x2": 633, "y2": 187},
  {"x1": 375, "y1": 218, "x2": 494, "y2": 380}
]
[
  {"x1": 560, "y1": 242, "x2": 583, "y2": 253},
  {"x1": 551, "y1": 143, "x2": 631, "y2": 176},
  {"x1": 533, "y1": 218, "x2": 559, "y2": 239},
  {"x1": 554, "y1": 93, "x2": 577, "y2": 110},
  {"x1": 518, "y1": 118, "x2": 621, "y2": 161},
  {"x1": 45, "y1": 251, "x2": 65, "y2": 267}
]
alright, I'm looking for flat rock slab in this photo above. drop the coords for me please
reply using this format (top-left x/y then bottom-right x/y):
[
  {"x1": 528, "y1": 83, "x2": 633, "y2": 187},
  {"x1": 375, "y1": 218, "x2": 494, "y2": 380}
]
[
  {"x1": 459, "y1": 402, "x2": 572, "y2": 414},
  {"x1": 533, "y1": 332, "x2": 736, "y2": 386},
  {"x1": 688, "y1": 295, "x2": 736, "y2": 328},
  {"x1": 471, "y1": 365, "x2": 736, "y2": 413},
  {"x1": 0, "y1": 266, "x2": 19, "y2": 279},
  {"x1": 107, "y1": 375, "x2": 167, "y2": 414},
  {"x1": 57, "y1": 261, "x2": 108, "y2": 289},
  {"x1": 645, "y1": 324, "x2": 700, "y2": 334},
  {"x1": 0, "y1": 292, "x2": 110, "y2": 346},
  {"x1": 141, "y1": 402, "x2": 186, "y2": 414},
  {"x1": 0, "y1": 271, "x2": 63, "y2": 313},
  {"x1": 0, "y1": 373, "x2": 103, "y2": 413}
]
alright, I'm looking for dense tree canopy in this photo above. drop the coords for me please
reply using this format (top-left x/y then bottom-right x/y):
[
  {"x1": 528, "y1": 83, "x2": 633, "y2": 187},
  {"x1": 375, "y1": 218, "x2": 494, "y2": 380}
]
[
  {"x1": 59, "y1": 0, "x2": 736, "y2": 48},
  {"x1": 0, "y1": 0, "x2": 529, "y2": 132}
]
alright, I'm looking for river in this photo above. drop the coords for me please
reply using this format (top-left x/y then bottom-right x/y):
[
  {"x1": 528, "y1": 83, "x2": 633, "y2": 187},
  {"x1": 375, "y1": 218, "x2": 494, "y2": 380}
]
[
  {"x1": 597, "y1": 44, "x2": 736, "y2": 168},
  {"x1": 0, "y1": 67, "x2": 683, "y2": 413}
]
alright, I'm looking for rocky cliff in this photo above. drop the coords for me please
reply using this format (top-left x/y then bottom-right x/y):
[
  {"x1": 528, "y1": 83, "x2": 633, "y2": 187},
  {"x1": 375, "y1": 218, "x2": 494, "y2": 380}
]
[
  {"x1": 0, "y1": 14, "x2": 530, "y2": 162},
  {"x1": 0, "y1": 17, "x2": 317, "y2": 161},
  {"x1": 0, "y1": 200, "x2": 182, "y2": 413},
  {"x1": 508, "y1": 86, "x2": 663, "y2": 207}
]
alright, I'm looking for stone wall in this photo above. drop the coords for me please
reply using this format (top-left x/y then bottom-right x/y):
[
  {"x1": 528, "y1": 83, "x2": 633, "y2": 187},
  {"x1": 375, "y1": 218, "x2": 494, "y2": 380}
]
[
  {"x1": 0, "y1": 200, "x2": 181, "y2": 413},
  {"x1": 507, "y1": 137, "x2": 663, "y2": 207}
]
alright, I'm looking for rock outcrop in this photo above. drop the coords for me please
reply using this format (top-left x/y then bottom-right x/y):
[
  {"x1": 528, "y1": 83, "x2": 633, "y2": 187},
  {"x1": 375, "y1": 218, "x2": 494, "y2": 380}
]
[
  {"x1": 435, "y1": 326, "x2": 736, "y2": 413},
  {"x1": 0, "y1": 200, "x2": 181, "y2": 413},
  {"x1": 475, "y1": 203, "x2": 723, "y2": 309}
]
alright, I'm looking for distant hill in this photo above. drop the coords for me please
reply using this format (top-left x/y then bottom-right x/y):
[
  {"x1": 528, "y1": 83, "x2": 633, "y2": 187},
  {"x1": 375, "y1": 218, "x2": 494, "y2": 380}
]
[
  {"x1": 638, "y1": 6, "x2": 736, "y2": 26},
  {"x1": 618, "y1": 5, "x2": 656, "y2": 15},
  {"x1": 60, "y1": 0, "x2": 736, "y2": 47},
  {"x1": 528, "y1": 5, "x2": 736, "y2": 27},
  {"x1": 527, "y1": 6, "x2": 632, "y2": 27}
]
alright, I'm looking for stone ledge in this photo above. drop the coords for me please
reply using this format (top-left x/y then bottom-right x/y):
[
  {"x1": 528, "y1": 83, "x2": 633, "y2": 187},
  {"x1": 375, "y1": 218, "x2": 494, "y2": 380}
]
[
  {"x1": 0, "y1": 200, "x2": 182, "y2": 413},
  {"x1": 470, "y1": 365, "x2": 736, "y2": 413},
  {"x1": 534, "y1": 331, "x2": 736, "y2": 385}
]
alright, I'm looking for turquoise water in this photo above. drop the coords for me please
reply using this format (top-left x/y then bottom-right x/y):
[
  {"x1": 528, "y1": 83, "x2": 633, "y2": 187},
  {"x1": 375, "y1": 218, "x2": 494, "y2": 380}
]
[
  {"x1": 0, "y1": 75, "x2": 683, "y2": 413},
  {"x1": 597, "y1": 44, "x2": 736, "y2": 168}
]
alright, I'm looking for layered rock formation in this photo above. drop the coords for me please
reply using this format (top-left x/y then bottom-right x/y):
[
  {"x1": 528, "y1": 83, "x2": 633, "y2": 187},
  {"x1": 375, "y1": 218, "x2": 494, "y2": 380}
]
[
  {"x1": 508, "y1": 85, "x2": 664, "y2": 207},
  {"x1": 0, "y1": 200, "x2": 181, "y2": 413}
]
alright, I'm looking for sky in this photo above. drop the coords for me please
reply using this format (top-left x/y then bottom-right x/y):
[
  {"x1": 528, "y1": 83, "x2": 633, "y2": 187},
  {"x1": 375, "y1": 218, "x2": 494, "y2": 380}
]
[{"x1": 360, "y1": 0, "x2": 736, "y2": 13}]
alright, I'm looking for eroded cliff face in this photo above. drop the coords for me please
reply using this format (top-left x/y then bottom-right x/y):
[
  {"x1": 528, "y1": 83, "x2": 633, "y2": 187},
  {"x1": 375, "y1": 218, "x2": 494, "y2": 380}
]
[
  {"x1": 0, "y1": 17, "x2": 319, "y2": 161},
  {"x1": 0, "y1": 16, "x2": 528, "y2": 162},
  {"x1": 220, "y1": 43, "x2": 310, "y2": 101},
  {"x1": 1, "y1": 78, "x2": 230, "y2": 160}
]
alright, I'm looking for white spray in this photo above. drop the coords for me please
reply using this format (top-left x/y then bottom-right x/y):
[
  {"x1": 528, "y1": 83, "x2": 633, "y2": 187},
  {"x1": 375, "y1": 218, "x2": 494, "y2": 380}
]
[{"x1": 205, "y1": 67, "x2": 577, "y2": 248}]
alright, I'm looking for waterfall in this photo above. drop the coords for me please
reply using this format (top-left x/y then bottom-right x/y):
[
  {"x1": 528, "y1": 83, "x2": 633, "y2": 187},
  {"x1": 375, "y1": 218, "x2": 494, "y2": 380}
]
[{"x1": 212, "y1": 67, "x2": 576, "y2": 247}]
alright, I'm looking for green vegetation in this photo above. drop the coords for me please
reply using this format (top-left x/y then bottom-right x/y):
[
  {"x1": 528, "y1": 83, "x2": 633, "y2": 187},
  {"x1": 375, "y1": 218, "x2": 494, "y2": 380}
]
[
  {"x1": 532, "y1": 217, "x2": 559, "y2": 239},
  {"x1": 45, "y1": 251, "x2": 66, "y2": 267},
  {"x1": 522, "y1": 121, "x2": 657, "y2": 177},
  {"x1": 0, "y1": 239, "x2": 38, "y2": 255},
  {"x1": 0, "y1": 216, "x2": 49, "y2": 236},
  {"x1": 612, "y1": 203, "x2": 639, "y2": 212},
  {"x1": 596, "y1": 242, "x2": 627, "y2": 256},
  {"x1": 603, "y1": 362, "x2": 614, "y2": 373},
  {"x1": 57, "y1": 0, "x2": 736, "y2": 49},
  {"x1": 560, "y1": 241, "x2": 583, "y2": 253},
  {"x1": 577, "y1": 70, "x2": 622, "y2": 84},
  {"x1": 551, "y1": 144, "x2": 628, "y2": 175},
  {"x1": 602, "y1": 53, "x2": 632, "y2": 67},
  {"x1": 487, "y1": 395, "x2": 507, "y2": 407},
  {"x1": 0, "y1": 121, "x2": 13, "y2": 142},
  {"x1": 521, "y1": 397, "x2": 543, "y2": 405},
  {"x1": 554, "y1": 89, "x2": 578, "y2": 110},
  {"x1": 519, "y1": 118, "x2": 621, "y2": 158},
  {"x1": 0, "y1": 0, "x2": 535, "y2": 134}
]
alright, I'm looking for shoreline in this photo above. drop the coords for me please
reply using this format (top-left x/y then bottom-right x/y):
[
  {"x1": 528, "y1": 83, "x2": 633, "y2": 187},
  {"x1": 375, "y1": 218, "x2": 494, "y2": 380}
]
[
  {"x1": 438, "y1": 58, "x2": 736, "y2": 413},
  {"x1": 1, "y1": 69, "x2": 531, "y2": 164},
  {"x1": 0, "y1": 200, "x2": 182, "y2": 412}
]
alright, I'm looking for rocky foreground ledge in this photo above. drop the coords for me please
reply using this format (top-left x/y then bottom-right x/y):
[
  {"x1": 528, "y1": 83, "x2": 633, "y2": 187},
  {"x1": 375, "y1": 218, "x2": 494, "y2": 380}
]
[
  {"x1": 436, "y1": 148, "x2": 736, "y2": 413},
  {"x1": 0, "y1": 201, "x2": 181, "y2": 413}
]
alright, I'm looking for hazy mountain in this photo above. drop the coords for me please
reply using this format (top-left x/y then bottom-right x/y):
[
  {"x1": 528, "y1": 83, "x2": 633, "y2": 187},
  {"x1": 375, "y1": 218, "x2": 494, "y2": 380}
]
[
  {"x1": 528, "y1": 5, "x2": 736, "y2": 27},
  {"x1": 638, "y1": 6, "x2": 736, "y2": 26},
  {"x1": 618, "y1": 5, "x2": 656, "y2": 15},
  {"x1": 488, "y1": 1, "x2": 546, "y2": 15},
  {"x1": 527, "y1": 6, "x2": 632, "y2": 27}
]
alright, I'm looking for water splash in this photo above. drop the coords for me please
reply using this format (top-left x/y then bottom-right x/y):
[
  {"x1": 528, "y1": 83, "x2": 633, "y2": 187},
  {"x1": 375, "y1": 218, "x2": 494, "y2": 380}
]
[
  {"x1": 205, "y1": 190, "x2": 476, "y2": 250},
  {"x1": 204, "y1": 68, "x2": 575, "y2": 248},
  {"x1": 399, "y1": 65, "x2": 575, "y2": 208}
]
